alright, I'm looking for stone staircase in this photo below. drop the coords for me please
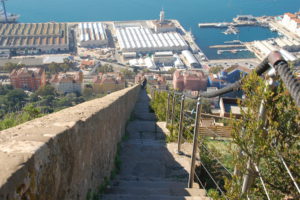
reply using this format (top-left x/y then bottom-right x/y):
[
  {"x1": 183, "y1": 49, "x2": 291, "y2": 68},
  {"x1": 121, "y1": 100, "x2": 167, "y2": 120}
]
[{"x1": 102, "y1": 89, "x2": 210, "y2": 200}]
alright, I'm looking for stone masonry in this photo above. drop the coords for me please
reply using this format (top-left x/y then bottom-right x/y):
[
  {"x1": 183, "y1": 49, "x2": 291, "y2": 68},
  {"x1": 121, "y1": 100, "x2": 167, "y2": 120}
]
[
  {"x1": 0, "y1": 85, "x2": 140, "y2": 200},
  {"x1": 101, "y1": 89, "x2": 210, "y2": 200}
]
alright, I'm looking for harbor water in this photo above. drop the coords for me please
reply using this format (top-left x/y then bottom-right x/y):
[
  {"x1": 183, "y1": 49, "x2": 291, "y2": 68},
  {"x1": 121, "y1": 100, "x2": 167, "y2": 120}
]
[{"x1": 6, "y1": 0, "x2": 299, "y2": 59}]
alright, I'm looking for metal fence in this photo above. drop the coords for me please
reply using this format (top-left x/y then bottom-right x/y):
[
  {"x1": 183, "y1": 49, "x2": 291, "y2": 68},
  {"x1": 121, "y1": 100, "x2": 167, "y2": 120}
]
[{"x1": 148, "y1": 51, "x2": 300, "y2": 199}]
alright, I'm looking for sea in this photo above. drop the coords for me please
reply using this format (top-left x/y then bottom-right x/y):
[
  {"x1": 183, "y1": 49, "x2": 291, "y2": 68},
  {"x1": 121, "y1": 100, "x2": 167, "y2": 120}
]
[{"x1": 6, "y1": 0, "x2": 300, "y2": 59}]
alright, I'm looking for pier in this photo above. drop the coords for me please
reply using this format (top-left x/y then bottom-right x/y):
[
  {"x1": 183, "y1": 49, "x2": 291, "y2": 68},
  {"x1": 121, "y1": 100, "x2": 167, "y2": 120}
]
[
  {"x1": 198, "y1": 22, "x2": 259, "y2": 28},
  {"x1": 217, "y1": 49, "x2": 249, "y2": 55},
  {"x1": 209, "y1": 44, "x2": 245, "y2": 48}
]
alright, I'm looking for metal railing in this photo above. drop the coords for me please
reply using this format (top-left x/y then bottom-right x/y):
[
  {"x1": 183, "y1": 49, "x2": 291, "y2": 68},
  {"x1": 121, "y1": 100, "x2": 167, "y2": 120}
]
[{"x1": 148, "y1": 51, "x2": 300, "y2": 199}]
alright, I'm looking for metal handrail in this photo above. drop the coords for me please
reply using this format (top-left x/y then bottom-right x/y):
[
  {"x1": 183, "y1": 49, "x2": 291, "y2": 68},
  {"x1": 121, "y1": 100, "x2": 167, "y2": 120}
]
[
  {"x1": 278, "y1": 154, "x2": 300, "y2": 194},
  {"x1": 150, "y1": 51, "x2": 300, "y2": 197},
  {"x1": 254, "y1": 164, "x2": 271, "y2": 200},
  {"x1": 202, "y1": 126, "x2": 232, "y2": 142},
  {"x1": 199, "y1": 162, "x2": 229, "y2": 200},
  {"x1": 151, "y1": 51, "x2": 300, "y2": 107},
  {"x1": 194, "y1": 171, "x2": 206, "y2": 189},
  {"x1": 201, "y1": 144, "x2": 233, "y2": 177}
]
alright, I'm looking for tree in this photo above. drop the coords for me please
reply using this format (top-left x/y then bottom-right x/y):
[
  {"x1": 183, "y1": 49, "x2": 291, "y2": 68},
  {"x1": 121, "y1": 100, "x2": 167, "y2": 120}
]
[
  {"x1": 82, "y1": 87, "x2": 94, "y2": 99},
  {"x1": 168, "y1": 67, "x2": 176, "y2": 74},
  {"x1": 225, "y1": 72, "x2": 300, "y2": 199},
  {"x1": 1, "y1": 62, "x2": 24, "y2": 72},
  {"x1": 97, "y1": 64, "x2": 114, "y2": 73},
  {"x1": 48, "y1": 62, "x2": 62, "y2": 74},
  {"x1": 209, "y1": 65, "x2": 224, "y2": 74},
  {"x1": 120, "y1": 68, "x2": 135, "y2": 78},
  {"x1": 5, "y1": 89, "x2": 27, "y2": 110},
  {"x1": 29, "y1": 93, "x2": 39, "y2": 102},
  {"x1": 36, "y1": 85, "x2": 56, "y2": 97},
  {"x1": 60, "y1": 63, "x2": 71, "y2": 72},
  {"x1": 142, "y1": 68, "x2": 150, "y2": 73},
  {"x1": 22, "y1": 104, "x2": 43, "y2": 119}
]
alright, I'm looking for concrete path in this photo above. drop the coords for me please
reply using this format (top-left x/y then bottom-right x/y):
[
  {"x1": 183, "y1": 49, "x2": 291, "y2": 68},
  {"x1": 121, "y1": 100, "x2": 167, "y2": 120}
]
[{"x1": 102, "y1": 89, "x2": 210, "y2": 200}]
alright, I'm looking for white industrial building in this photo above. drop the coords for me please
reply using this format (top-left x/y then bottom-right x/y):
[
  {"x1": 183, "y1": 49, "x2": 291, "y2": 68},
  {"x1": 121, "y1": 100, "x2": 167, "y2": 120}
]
[
  {"x1": 253, "y1": 40, "x2": 298, "y2": 62},
  {"x1": 115, "y1": 26, "x2": 188, "y2": 53},
  {"x1": 128, "y1": 57, "x2": 157, "y2": 70},
  {"x1": 279, "y1": 49, "x2": 297, "y2": 62},
  {"x1": 281, "y1": 13, "x2": 300, "y2": 36},
  {"x1": 174, "y1": 54, "x2": 185, "y2": 69},
  {"x1": 253, "y1": 41, "x2": 276, "y2": 57},
  {"x1": 122, "y1": 52, "x2": 137, "y2": 59},
  {"x1": 77, "y1": 22, "x2": 108, "y2": 48},
  {"x1": 274, "y1": 38, "x2": 300, "y2": 51},
  {"x1": 153, "y1": 51, "x2": 175, "y2": 65},
  {"x1": 0, "y1": 23, "x2": 69, "y2": 55},
  {"x1": 182, "y1": 50, "x2": 200, "y2": 68}
]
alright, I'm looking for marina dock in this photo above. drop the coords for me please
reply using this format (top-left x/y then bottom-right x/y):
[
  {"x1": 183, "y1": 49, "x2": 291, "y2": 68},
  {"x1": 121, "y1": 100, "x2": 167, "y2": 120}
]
[
  {"x1": 198, "y1": 15, "x2": 268, "y2": 29},
  {"x1": 217, "y1": 49, "x2": 249, "y2": 54},
  {"x1": 209, "y1": 44, "x2": 245, "y2": 48},
  {"x1": 198, "y1": 22, "x2": 259, "y2": 28}
]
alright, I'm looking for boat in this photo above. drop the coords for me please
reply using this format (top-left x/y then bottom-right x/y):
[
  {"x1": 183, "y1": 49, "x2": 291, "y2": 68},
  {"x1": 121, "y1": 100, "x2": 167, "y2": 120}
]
[
  {"x1": 187, "y1": 29, "x2": 195, "y2": 40},
  {"x1": 0, "y1": 0, "x2": 20, "y2": 23},
  {"x1": 222, "y1": 25, "x2": 239, "y2": 35},
  {"x1": 233, "y1": 15, "x2": 257, "y2": 23},
  {"x1": 0, "y1": 10, "x2": 20, "y2": 22},
  {"x1": 224, "y1": 40, "x2": 241, "y2": 44}
]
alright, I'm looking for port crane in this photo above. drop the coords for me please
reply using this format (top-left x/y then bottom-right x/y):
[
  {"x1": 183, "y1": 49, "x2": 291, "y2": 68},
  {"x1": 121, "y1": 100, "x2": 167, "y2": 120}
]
[{"x1": 1, "y1": 0, "x2": 8, "y2": 23}]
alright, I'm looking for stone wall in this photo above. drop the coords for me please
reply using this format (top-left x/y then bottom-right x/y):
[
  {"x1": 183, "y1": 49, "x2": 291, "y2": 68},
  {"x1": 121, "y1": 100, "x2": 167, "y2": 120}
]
[{"x1": 0, "y1": 85, "x2": 140, "y2": 200}]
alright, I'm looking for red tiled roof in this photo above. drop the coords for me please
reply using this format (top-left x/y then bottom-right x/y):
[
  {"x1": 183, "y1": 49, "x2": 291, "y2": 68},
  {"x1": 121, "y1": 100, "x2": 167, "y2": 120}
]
[
  {"x1": 292, "y1": 18, "x2": 300, "y2": 24},
  {"x1": 285, "y1": 13, "x2": 297, "y2": 18},
  {"x1": 50, "y1": 72, "x2": 82, "y2": 84},
  {"x1": 10, "y1": 67, "x2": 44, "y2": 78},
  {"x1": 81, "y1": 60, "x2": 95, "y2": 66},
  {"x1": 224, "y1": 65, "x2": 252, "y2": 74}
]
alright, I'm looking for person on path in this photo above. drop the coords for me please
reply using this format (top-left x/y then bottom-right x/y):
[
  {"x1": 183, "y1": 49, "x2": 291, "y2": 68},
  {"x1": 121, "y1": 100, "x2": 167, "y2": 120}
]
[{"x1": 141, "y1": 77, "x2": 147, "y2": 89}]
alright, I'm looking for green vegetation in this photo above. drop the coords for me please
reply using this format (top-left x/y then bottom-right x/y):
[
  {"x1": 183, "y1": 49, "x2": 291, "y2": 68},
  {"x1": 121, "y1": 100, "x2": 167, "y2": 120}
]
[
  {"x1": 0, "y1": 84, "x2": 106, "y2": 131},
  {"x1": 148, "y1": 71, "x2": 300, "y2": 199},
  {"x1": 47, "y1": 62, "x2": 72, "y2": 74},
  {"x1": 0, "y1": 104, "x2": 43, "y2": 130},
  {"x1": 0, "y1": 62, "x2": 25, "y2": 72},
  {"x1": 120, "y1": 67, "x2": 136, "y2": 79},
  {"x1": 86, "y1": 139, "x2": 124, "y2": 200},
  {"x1": 209, "y1": 65, "x2": 224, "y2": 74},
  {"x1": 96, "y1": 64, "x2": 114, "y2": 73},
  {"x1": 168, "y1": 67, "x2": 176, "y2": 74},
  {"x1": 224, "y1": 72, "x2": 300, "y2": 199},
  {"x1": 0, "y1": 61, "x2": 74, "y2": 75}
]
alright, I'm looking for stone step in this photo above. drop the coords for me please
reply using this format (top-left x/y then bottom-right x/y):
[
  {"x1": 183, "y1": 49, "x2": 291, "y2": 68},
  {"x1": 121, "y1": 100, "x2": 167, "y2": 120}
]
[
  {"x1": 127, "y1": 120, "x2": 164, "y2": 133},
  {"x1": 105, "y1": 187, "x2": 207, "y2": 197},
  {"x1": 126, "y1": 131, "x2": 165, "y2": 140},
  {"x1": 111, "y1": 180, "x2": 188, "y2": 189},
  {"x1": 101, "y1": 90, "x2": 209, "y2": 200},
  {"x1": 101, "y1": 194, "x2": 211, "y2": 200},
  {"x1": 134, "y1": 113, "x2": 157, "y2": 121},
  {"x1": 115, "y1": 176, "x2": 189, "y2": 183},
  {"x1": 123, "y1": 139, "x2": 166, "y2": 146}
]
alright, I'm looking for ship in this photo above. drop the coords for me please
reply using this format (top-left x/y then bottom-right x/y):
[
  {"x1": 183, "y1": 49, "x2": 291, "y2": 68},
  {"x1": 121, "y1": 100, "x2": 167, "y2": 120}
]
[
  {"x1": 0, "y1": 0, "x2": 20, "y2": 23},
  {"x1": 222, "y1": 25, "x2": 239, "y2": 35},
  {"x1": 0, "y1": 10, "x2": 19, "y2": 22}
]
